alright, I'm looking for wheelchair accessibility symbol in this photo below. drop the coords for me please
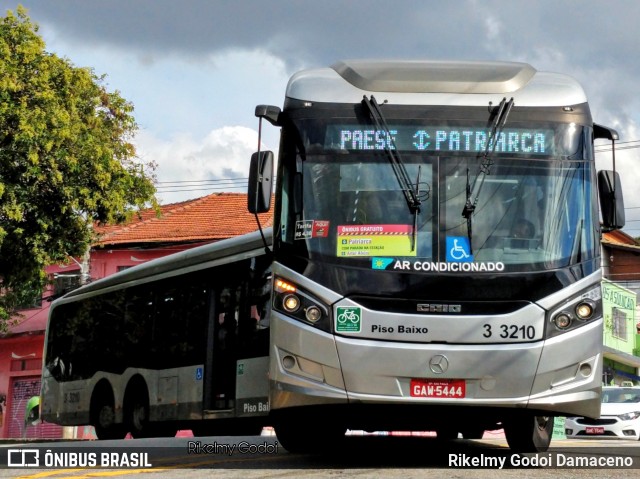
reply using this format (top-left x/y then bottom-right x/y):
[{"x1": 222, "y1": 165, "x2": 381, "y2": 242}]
[{"x1": 446, "y1": 237, "x2": 473, "y2": 262}]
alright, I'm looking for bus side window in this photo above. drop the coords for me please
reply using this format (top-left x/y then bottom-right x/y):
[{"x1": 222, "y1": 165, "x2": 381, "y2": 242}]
[
  {"x1": 155, "y1": 280, "x2": 205, "y2": 368},
  {"x1": 182, "y1": 279, "x2": 209, "y2": 363},
  {"x1": 124, "y1": 286, "x2": 154, "y2": 368}
]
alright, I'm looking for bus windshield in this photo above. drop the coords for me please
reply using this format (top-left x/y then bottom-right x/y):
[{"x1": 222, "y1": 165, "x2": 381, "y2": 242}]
[{"x1": 278, "y1": 117, "x2": 597, "y2": 273}]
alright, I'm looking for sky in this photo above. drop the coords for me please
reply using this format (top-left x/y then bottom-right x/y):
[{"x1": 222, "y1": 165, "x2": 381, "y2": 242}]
[{"x1": 3, "y1": 0, "x2": 640, "y2": 234}]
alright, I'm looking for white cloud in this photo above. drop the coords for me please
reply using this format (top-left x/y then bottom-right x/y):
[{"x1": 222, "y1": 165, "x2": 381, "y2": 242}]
[
  {"x1": 35, "y1": 31, "x2": 289, "y2": 205},
  {"x1": 135, "y1": 126, "x2": 272, "y2": 204},
  {"x1": 483, "y1": 15, "x2": 502, "y2": 43}
]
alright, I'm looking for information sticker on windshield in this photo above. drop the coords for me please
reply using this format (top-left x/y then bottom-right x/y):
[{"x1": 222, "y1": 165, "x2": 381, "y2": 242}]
[
  {"x1": 337, "y1": 224, "x2": 416, "y2": 257},
  {"x1": 295, "y1": 220, "x2": 330, "y2": 240}
]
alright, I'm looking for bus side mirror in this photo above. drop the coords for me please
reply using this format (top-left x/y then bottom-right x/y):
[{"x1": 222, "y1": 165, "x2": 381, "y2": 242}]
[
  {"x1": 248, "y1": 151, "x2": 274, "y2": 214},
  {"x1": 255, "y1": 105, "x2": 281, "y2": 126},
  {"x1": 598, "y1": 170, "x2": 625, "y2": 231}
]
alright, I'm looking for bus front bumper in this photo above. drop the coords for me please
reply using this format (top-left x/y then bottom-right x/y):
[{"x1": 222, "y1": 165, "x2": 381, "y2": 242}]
[{"x1": 269, "y1": 314, "x2": 602, "y2": 419}]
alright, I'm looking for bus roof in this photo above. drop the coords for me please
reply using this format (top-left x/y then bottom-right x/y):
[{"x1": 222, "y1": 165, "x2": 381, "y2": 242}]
[
  {"x1": 59, "y1": 228, "x2": 272, "y2": 302},
  {"x1": 286, "y1": 60, "x2": 587, "y2": 107}
]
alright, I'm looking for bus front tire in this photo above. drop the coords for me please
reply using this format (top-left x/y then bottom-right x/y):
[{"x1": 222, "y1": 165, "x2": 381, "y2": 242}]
[
  {"x1": 435, "y1": 428, "x2": 458, "y2": 441},
  {"x1": 461, "y1": 428, "x2": 484, "y2": 440},
  {"x1": 275, "y1": 420, "x2": 346, "y2": 454},
  {"x1": 504, "y1": 415, "x2": 553, "y2": 452}
]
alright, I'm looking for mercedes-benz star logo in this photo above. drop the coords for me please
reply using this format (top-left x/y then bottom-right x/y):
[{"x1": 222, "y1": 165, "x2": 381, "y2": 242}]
[{"x1": 429, "y1": 354, "x2": 449, "y2": 374}]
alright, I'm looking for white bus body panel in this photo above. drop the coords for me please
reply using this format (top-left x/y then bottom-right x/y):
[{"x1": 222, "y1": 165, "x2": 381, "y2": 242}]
[
  {"x1": 269, "y1": 266, "x2": 604, "y2": 419},
  {"x1": 41, "y1": 365, "x2": 204, "y2": 426},
  {"x1": 236, "y1": 356, "x2": 270, "y2": 417},
  {"x1": 270, "y1": 312, "x2": 602, "y2": 418},
  {"x1": 335, "y1": 320, "x2": 602, "y2": 414},
  {"x1": 334, "y1": 298, "x2": 545, "y2": 343},
  {"x1": 286, "y1": 63, "x2": 587, "y2": 107},
  {"x1": 269, "y1": 314, "x2": 347, "y2": 410}
]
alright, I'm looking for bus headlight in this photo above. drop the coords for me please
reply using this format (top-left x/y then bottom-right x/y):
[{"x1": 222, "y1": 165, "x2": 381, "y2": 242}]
[
  {"x1": 575, "y1": 299, "x2": 595, "y2": 320},
  {"x1": 545, "y1": 285, "x2": 602, "y2": 339},
  {"x1": 273, "y1": 276, "x2": 331, "y2": 332},
  {"x1": 305, "y1": 306, "x2": 322, "y2": 323},
  {"x1": 283, "y1": 294, "x2": 301, "y2": 313},
  {"x1": 553, "y1": 311, "x2": 572, "y2": 329}
]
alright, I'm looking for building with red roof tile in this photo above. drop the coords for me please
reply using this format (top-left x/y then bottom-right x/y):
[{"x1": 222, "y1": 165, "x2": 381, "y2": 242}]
[
  {"x1": 91, "y1": 192, "x2": 273, "y2": 277},
  {"x1": 94, "y1": 192, "x2": 272, "y2": 247}
]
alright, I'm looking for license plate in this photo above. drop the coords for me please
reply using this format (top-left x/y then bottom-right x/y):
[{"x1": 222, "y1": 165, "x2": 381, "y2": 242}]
[
  {"x1": 410, "y1": 379, "x2": 466, "y2": 398},
  {"x1": 585, "y1": 426, "x2": 605, "y2": 435}
]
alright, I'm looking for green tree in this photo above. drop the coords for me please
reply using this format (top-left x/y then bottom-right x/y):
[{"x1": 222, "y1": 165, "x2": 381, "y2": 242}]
[{"x1": 0, "y1": 7, "x2": 157, "y2": 328}]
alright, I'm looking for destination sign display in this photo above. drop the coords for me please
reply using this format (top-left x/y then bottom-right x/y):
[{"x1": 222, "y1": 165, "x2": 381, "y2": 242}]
[{"x1": 325, "y1": 125, "x2": 554, "y2": 155}]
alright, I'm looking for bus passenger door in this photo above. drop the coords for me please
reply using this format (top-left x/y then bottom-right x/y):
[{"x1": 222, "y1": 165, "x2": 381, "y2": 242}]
[
  {"x1": 235, "y1": 261, "x2": 271, "y2": 418},
  {"x1": 203, "y1": 258, "x2": 271, "y2": 413},
  {"x1": 207, "y1": 285, "x2": 240, "y2": 410}
]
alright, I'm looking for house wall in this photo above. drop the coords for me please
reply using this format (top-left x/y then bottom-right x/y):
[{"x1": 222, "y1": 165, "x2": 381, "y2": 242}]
[
  {"x1": 601, "y1": 242, "x2": 640, "y2": 383},
  {"x1": 602, "y1": 279, "x2": 637, "y2": 354},
  {"x1": 605, "y1": 247, "x2": 640, "y2": 282},
  {"x1": 89, "y1": 244, "x2": 208, "y2": 279},
  {"x1": 0, "y1": 335, "x2": 48, "y2": 438}
]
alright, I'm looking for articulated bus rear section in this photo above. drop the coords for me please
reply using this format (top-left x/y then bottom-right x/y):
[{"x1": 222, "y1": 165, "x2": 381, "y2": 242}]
[{"x1": 41, "y1": 230, "x2": 274, "y2": 439}]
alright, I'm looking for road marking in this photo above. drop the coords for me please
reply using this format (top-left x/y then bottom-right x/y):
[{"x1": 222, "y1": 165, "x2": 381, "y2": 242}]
[
  {"x1": 14, "y1": 469, "x2": 167, "y2": 479},
  {"x1": 12, "y1": 453, "x2": 286, "y2": 479}
]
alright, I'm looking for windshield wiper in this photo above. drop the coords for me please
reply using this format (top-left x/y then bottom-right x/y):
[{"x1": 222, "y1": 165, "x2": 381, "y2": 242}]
[
  {"x1": 362, "y1": 95, "x2": 421, "y2": 250},
  {"x1": 461, "y1": 97, "x2": 514, "y2": 253},
  {"x1": 570, "y1": 218, "x2": 584, "y2": 265},
  {"x1": 362, "y1": 96, "x2": 421, "y2": 213}
]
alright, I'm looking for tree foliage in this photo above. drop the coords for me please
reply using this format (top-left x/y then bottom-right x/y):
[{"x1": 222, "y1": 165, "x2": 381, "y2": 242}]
[{"x1": 0, "y1": 7, "x2": 157, "y2": 327}]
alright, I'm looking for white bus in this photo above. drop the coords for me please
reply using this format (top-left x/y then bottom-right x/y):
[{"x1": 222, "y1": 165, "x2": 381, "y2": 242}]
[
  {"x1": 42, "y1": 60, "x2": 624, "y2": 453},
  {"x1": 246, "y1": 60, "x2": 624, "y2": 452},
  {"x1": 41, "y1": 230, "x2": 274, "y2": 439}
]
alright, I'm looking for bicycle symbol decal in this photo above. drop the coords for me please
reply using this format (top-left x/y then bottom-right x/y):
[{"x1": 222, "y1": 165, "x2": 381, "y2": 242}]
[
  {"x1": 336, "y1": 307, "x2": 362, "y2": 332},
  {"x1": 446, "y1": 237, "x2": 473, "y2": 263}
]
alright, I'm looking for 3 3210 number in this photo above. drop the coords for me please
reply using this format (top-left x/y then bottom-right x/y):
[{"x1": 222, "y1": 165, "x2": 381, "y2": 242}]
[{"x1": 482, "y1": 324, "x2": 536, "y2": 340}]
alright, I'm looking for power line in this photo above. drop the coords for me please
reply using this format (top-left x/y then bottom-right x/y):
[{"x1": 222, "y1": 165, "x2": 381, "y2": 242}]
[
  {"x1": 154, "y1": 177, "x2": 250, "y2": 195},
  {"x1": 157, "y1": 184, "x2": 248, "y2": 194},
  {"x1": 595, "y1": 139, "x2": 640, "y2": 145},
  {"x1": 156, "y1": 177, "x2": 248, "y2": 186},
  {"x1": 595, "y1": 139, "x2": 640, "y2": 153},
  {"x1": 595, "y1": 145, "x2": 640, "y2": 153}
]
